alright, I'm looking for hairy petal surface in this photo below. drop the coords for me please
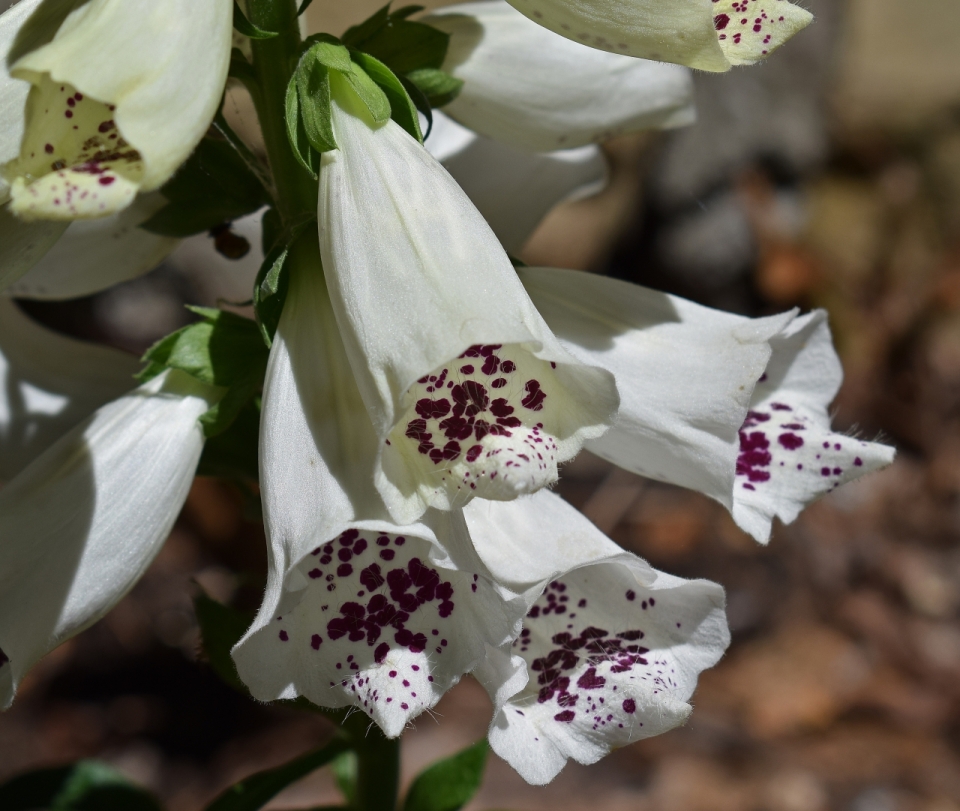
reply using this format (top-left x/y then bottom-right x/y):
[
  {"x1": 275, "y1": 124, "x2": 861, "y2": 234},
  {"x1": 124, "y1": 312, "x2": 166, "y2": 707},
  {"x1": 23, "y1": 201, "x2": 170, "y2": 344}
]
[
  {"x1": 232, "y1": 260, "x2": 523, "y2": 737},
  {"x1": 521, "y1": 267, "x2": 793, "y2": 510},
  {"x1": 465, "y1": 492, "x2": 729, "y2": 784},
  {"x1": 0, "y1": 297, "x2": 139, "y2": 481},
  {"x1": 318, "y1": 81, "x2": 617, "y2": 524},
  {"x1": 5, "y1": 192, "x2": 177, "y2": 299},
  {"x1": 3, "y1": 0, "x2": 232, "y2": 219},
  {"x1": 732, "y1": 311, "x2": 895, "y2": 542},
  {"x1": 0, "y1": 369, "x2": 217, "y2": 707},
  {"x1": 427, "y1": 112, "x2": 606, "y2": 254},
  {"x1": 502, "y1": 0, "x2": 811, "y2": 71},
  {"x1": 426, "y1": 1, "x2": 695, "y2": 151}
]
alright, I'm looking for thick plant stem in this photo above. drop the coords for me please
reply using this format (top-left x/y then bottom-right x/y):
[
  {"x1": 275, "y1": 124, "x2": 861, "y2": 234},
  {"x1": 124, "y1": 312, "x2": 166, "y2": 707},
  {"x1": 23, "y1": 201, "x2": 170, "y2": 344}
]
[
  {"x1": 247, "y1": 0, "x2": 317, "y2": 224},
  {"x1": 350, "y1": 717, "x2": 401, "y2": 811}
]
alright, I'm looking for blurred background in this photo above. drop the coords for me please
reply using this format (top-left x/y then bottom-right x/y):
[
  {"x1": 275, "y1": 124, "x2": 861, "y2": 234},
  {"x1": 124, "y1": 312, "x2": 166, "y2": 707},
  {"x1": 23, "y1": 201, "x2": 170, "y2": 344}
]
[{"x1": 4, "y1": 0, "x2": 960, "y2": 809}]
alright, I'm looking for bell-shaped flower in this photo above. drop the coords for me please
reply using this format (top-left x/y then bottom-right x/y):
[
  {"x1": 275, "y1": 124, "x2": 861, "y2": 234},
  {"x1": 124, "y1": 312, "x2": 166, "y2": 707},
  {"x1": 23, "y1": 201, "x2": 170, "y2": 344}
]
[
  {"x1": 501, "y1": 0, "x2": 813, "y2": 71},
  {"x1": 4, "y1": 192, "x2": 178, "y2": 299},
  {"x1": 465, "y1": 491, "x2": 729, "y2": 785},
  {"x1": 426, "y1": 111, "x2": 607, "y2": 255},
  {"x1": 0, "y1": 296, "x2": 140, "y2": 481},
  {"x1": 1, "y1": 0, "x2": 233, "y2": 221},
  {"x1": 232, "y1": 258, "x2": 526, "y2": 738},
  {"x1": 0, "y1": 369, "x2": 218, "y2": 707},
  {"x1": 318, "y1": 78, "x2": 618, "y2": 525},
  {"x1": 520, "y1": 267, "x2": 895, "y2": 543},
  {"x1": 424, "y1": 1, "x2": 695, "y2": 152},
  {"x1": 729, "y1": 310, "x2": 895, "y2": 541}
]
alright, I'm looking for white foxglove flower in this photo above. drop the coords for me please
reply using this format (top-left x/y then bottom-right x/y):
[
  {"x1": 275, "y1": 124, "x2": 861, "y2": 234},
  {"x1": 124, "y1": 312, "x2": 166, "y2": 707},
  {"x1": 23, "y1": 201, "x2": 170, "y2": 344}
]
[
  {"x1": 730, "y1": 311, "x2": 895, "y2": 542},
  {"x1": 465, "y1": 491, "x2": 729, "y2": 784},
  {"x1": 425, "y1": 1, "x2": 695, "y2": 152},
  {"x1": 0, "y1": 0, "x2": 65, "y2": 287},
  {"x1": 520, "y1": 267, "x2": 895, "y2": 542},
  {"x1": 502, "y1": 0, "x2": 813, "y2": 71},
  {"x1": 427, "y1": 111, "x2": 607, "y2": 255},
  {"x1": 2, "y1": 0, "x2": 233, "y2": 221},
  {"x1": 0, "y1": 369, "x2": 218, "y2": 707},
  {"x1": 4, "y1": 192, "x2": 178, "y2": 299},
  {"x1": 0, "y1": 296, "x2": 139, "y2": 481},
  {"x1": 232, "y1": 260, "x2": 525, "y2": 737},
  {"x1": 318, "y1": 81, "x2": 618, "y2": 525}
]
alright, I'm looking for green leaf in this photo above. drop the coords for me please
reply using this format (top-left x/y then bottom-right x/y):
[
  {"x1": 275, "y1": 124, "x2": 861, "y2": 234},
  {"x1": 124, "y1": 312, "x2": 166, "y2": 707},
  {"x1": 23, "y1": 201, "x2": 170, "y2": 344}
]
[
  {"x1": 205, "y1": 740, "x2": 353, "y2": 811},
  {"x1": 342, "y1": 61, "x2": 392, "y2": 123},
  {"x1": 341, "y1": 3, "x2": 392, "y2": 47},
  {"x1": 253, "y1": 243, "x2": 290, "y2": 347},
  {"x1": 331, "y1": 752, "x2": 357, "y2": 806},
  {"x1": 399, "y1": 73, "x2": 433, "y2": 137},
  {"x1": 261, "y1": 207, "x2": 284, "y2": 254},
  {"x1": 404, "y1": 67, "x2": 463, "y2": 108},
  {"x1": 285, "y1": 73, "x2": 321, "y2": 179},
  {"x1": 402, "y1": 740, "x2": 488, "y2": 811},
  {"x1": 307, "y1": 38, "x2": 353, "y2": 73},
  {"x1": 194, "y1": 592, "x2": 254, "y2": 692},
  {"x1": 296, "y1": 55, "x2": 338, "y2": 154},
  {"x1": 142, "y1": 137, "x2": 270, "y2": 237},
  {"x1": 229, "y1": 47, "x2": 258, "y2": 91},
  {"x1": 350, "y1": 51, "x2": 422, "y2": 142},
  {"x1": 199, "y1": 366, "x2": 265, "y2": 438},
  {"x1": 233, "y1": 1, "x2": 278, "y2": 39},
  {"x1": 0, "y1": 759, "x2": 163, "y2": 811},
  {"x1": 354, "y1": 19, "x2": 450, "y2": 75}
]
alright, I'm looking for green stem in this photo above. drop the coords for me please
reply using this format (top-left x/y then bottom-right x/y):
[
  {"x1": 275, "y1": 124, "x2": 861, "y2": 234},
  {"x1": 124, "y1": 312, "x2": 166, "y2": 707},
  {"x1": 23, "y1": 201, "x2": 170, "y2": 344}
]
[
  {"x1": 247, "y1": 0, "x2": 317, "y2": 224},
  {"x1": 347, "y1": 714, "x2": 401, "y2": 811}
]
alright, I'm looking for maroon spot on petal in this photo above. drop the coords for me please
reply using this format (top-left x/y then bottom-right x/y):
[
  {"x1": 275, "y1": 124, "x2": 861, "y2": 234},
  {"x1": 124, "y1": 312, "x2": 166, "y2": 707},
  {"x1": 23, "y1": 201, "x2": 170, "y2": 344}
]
[
  {"x1": 44, "y1": 143, "x2": 54, "y2": 154},
  {"x1": 98, "y1": 176, "x2": 115, "y2": 185},
  {"x1": 466, "y1": 444, "x2": 482, "y2": 463},
  {"x1": 626, "y1": 590, "x2": 636, "y2": 601},
  {"x1": 778, "y1": 432, "x2": 804, "y2": 450},
  {"x1": 854, "y1": 457, "x2": 863, "y2": 466},
  {"x1": 374, "y1": 642, "x2": 390, "y2": 663},
  {"x1": 311, "y1": 634, "x2": 322, "y2": 649},
  {"x1": 337, "y1": 563, "x2": 354, "y2": 577},
  {"x1": 279, "y1": 630, "x2": 289, "y2": 641},
  {"x1": 622, "y1": 698, "x2": 636, "y2": 714},
  {"x1": 714, "y1": 12, "x2": 730, "y2": 29},
  {"x1": 521, "y1": 380, "x2": 546, "y2": 411},
  {"x1": 554, "y1": 710, "x2": 576, "y2": 723},
  {"x1": 416, "y1": 398, "x2": 451, "y2": 420}
]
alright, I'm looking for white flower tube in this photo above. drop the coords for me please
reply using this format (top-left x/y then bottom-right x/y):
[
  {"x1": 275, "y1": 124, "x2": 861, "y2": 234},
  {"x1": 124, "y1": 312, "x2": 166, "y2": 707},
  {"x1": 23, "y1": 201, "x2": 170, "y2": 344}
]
[
  {"x1": 0, "y1": 0, "x2": 65, "y2": 287},
  {"x1": 4, "y1": 192, "x2": 178, "y2": 299},
  {"x1": 502, "y1": 0, "x2": 813, "y2": 71},
  {"x1": 520, "y1": 267, "x2": 895, "y2": 543},
  {"x1": 2, "y1": 0, "x2": 233, "y2": 220},
  {"x1": 232, "y1": 258, "x2": 525, "y2": 737},
  {"x1": 465, "y1": 491, "x2": 729, "y2": 785},
  {"x1": 0, "y1": 369, "x2": 218, "y2": 708},
  {"x1": 427, "y1": 112, "x2": 607, "y2": 254},
  {"x1": 730, "y1": 311, "x2": 895, "y2": 542},
  {"x1": 425, "y1": 1, "x2": 695, "y2": 152},
  {"x1": 0, "y1": 297, "x2": 140, "y2": 481},
  {"x1": 318, "y1": 79, "x2": 618, "y2": 525}
]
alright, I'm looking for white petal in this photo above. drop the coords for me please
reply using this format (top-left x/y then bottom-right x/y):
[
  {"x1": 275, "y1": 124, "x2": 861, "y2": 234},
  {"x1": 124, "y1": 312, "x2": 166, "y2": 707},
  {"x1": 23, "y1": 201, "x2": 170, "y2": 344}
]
[
  {"x1": 3, "y1": 0, "x2": 233, "y2": 218},
  {"x1": 318, "y1": 80, "x2": 617, "y2": 524},
  {"x1": 465, "y1": 492, "x2": 729, "y2": 784},
  {"x1": 427, "y1": 112, "x2": 607, "y2": 254},
  {"x1": 4, "y1": 192, "x2": 178, "y2": 299},
  {"x1": 426, "y1": 2, "x2": 695, "y2": 152},
  {"x1": 232, "y1": 260, "x2": 524, "y2": 737},
  {"x1": 731, "y1": 311, "x2": 895, "y2": 542},
  {"x1": 0, "y1": 369, "x2": 217, "y2": 707},
  {"x1": 500, "y1": 0, "x2": 811, "y2": 71},
  {"x1": 0, "y1": 296, "x2": 140, "y2": 481},
  {"x1": 521, "y1": 267, "x2": 794, "y2": 510}
]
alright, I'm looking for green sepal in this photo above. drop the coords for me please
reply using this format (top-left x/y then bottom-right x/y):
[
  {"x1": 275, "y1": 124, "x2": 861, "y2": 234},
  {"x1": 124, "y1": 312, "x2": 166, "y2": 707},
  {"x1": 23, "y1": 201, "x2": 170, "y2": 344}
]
[
  {"x1": 253, "y1": 244, "x2": 290, "y2": 347},
  {"x1": 399, "y1": 73, "x2": 433, "y2": 137},
  {"x1": 341, "y1": 61, "x2": 392, "y2": 123},
  {"x1": 295, "y1": 54, "x2": 338, "y2": 154},
  {"x1": 331, "y1": 752, "x2": 357, "y2": 806},
  {"x1": 285, "y1": 73, "x2": 321, "y2": 179},
  {"x1": 350, "y1": 51, "x2": 422, "y2": 142},
  {"x1": 194, "y1": 591, "x2": 255, "y2": 692},
  {"x1": 196, "y1": 398, "x2": 261, "y2": 484},
  {"x1": 0, "y1": 759, "x2": 163, "y2": 811},
  {"x1": 404, "y1": 67, "x2": 463, "y2": 108},
  {"x1": 142, "y1": 136, "x2": 270, "y2": 237},
  {"x1": 233, "y1": 1, "x2": 278, "y2": 39},
  {"x1": 199, "y1": 367, "x2": 265, "y2": 438},
  {"x1": 402, "y1": 740, "x2": 488, "y2": 811},
  {"x1": 305, "y1": 36, "x2": 353, "y2": 73},
  {"x1": 205, "y1": 740, "x2": 353, "y2": 811}
]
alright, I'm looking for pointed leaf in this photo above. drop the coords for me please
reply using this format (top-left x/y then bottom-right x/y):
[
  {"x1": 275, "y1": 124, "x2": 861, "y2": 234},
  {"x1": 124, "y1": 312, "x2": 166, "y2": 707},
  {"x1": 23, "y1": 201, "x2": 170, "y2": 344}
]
[
  {"x1": 285, "y1": 73, "x2": 321, "y2": 178},
  {"x1": 233, "y1": 1, "x2": 278, "y2": 39},
  {"x1": 341, "y1": 3, "x2": 392, "y2": 47},
  {"x1": 354, "y1": 19, "x2": 449, "y2": 74},
  {"x1": 253, "y1": 243, "x2": 291, "y2": 347},
  {"x1": 0, "y1": 760, "x2": 163, "y2": 811},
  {"x1": 331, "y1": 752, "x2": 357, "y2": 807},
  {"x1": 404, "y1": 67, "x2": 462, "y2": 108},
  {"x1": 205, "y1": 740, "x2": 352, "y2": 811},
  {"x1": 402, "y1": 741, "x2": 488, "y2": 811},
  {"x1": 296, "y1": 57, "x2": 338, "y2": 153},
  {"x1": 342, "y1": 61, "x2": 392, "y2": 123},
  {"x1": 349, "y1": 51, "x2": 421, "y2": 140}
]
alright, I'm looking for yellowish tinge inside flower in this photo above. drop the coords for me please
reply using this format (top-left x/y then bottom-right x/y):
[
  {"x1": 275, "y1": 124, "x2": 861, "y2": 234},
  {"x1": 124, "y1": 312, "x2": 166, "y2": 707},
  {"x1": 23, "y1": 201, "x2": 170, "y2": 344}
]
[
  {"x1": 711, "y1": 0, "x2": 813, "y2": 66},
  {"x1": 386, "y1": 344, "x2": 566, "y2": 507},
  {"x1": 4, "y1": 77, "x2": 144, "y2": 220}
]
